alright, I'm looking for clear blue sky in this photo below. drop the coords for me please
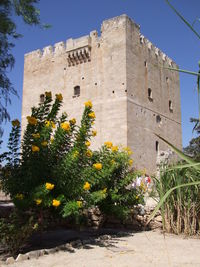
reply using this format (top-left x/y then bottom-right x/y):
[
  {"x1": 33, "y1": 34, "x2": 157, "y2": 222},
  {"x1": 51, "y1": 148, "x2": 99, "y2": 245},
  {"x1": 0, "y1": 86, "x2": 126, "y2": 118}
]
[{"x1": 1, "y1": 0, "x2": 200, "y2": 152}]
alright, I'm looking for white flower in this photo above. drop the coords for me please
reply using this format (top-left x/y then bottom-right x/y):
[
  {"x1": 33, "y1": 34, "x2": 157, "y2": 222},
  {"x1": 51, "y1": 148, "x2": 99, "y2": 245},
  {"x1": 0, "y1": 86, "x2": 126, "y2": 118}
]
[{"x1": 136, "y1": 176, "x2": 142, "y2": 187}]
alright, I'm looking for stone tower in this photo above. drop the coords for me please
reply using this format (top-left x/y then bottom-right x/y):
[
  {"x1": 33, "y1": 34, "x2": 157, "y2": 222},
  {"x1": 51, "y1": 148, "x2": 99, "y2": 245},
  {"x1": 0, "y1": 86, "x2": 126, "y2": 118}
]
[{"x1": 22, "y1": 14, "x2": 182, "y2": 173}]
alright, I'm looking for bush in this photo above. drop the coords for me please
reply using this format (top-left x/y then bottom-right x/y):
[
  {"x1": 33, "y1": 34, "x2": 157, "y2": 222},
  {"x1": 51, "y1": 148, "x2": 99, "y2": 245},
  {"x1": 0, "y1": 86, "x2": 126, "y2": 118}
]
[{"x1": 0, "y1": 92, "x2": 148, "y2": 251}]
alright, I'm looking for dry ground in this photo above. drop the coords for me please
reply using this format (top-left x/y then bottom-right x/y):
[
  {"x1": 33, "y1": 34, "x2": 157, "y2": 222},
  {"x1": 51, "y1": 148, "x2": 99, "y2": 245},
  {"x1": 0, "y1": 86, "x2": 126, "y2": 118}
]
[{"x1": 1, "y1": 230, "x2": 200, "y2": 267}]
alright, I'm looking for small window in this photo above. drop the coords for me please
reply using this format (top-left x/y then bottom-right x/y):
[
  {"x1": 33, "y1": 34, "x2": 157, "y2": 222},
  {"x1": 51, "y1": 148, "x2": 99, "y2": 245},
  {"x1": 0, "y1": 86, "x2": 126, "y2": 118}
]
[
  {"x1": 112, "y1": 90, "x2": 115, "y2": 94},
  {"x1": 144, "y1": 61, "x2": 147, "y2": 67},
  {"x1": 156, "y1": 115, "x2": 161, "y2": 124},
  {"x1": 169, "y1": 100, "x2": 173, "y2": 112},
  {"x1": 156, "y1": 141, "x2": 159, "y2": 152},
  {"x1": 40, "y1": 94, "x2": 45, "y2": 103},
  {"x1": 74, "y1": 86, "x2": 80, "y2": 97},
  {"x1": 148, "y1": 88, "x2": 153, "y2": 101},
  {"x1": 166, "y1": 77, "x2": 169, "y2": 82}
]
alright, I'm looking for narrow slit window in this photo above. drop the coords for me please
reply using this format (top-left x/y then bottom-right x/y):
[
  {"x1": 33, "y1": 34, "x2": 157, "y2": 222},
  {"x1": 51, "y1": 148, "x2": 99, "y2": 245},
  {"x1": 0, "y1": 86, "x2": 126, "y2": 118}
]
[
  {"x1": 144, "y1": 61, "x2": 147, "y2": 67},
  {"x1": 169, "y1": 100, "x2": 173, "y2": 112},
  {"x1": 148, "y1": 88, "x2": 153, "y2": 100},
  {"x1": 74, "y1": 86, "x2": 80, "y2": 97},
  {"x1": 156, "y1": 141, "x2": 159, "y2": 152},
  {"x1": 156, "y1": 115, "x2": 161, "y2": 124},
  {"x1": 40, "y1": 94, "x2": 45, "y2": 103}
]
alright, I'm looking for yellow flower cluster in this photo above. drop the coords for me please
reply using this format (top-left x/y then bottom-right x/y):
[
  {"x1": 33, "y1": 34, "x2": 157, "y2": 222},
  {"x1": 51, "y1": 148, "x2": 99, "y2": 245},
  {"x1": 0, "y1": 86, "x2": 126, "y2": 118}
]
[
  {"x1": 45, "y1": 91, "x2": 52, "y2": 98},
  {"x1": 73, "y1": 151, "x2": 79, "y2": 158},
  {"x1": 92, "y1": 130, "x2": 97, "y2": 136},
  {"x1": 77, "y1": 200, "x2": 83, "y2": 208},
  {"x1": 50, "y1": 137, "x2": 54, "y2": 143},
  {"x1": 32, "y1": 145, "x2": 40, "y2": 152},
  {"x1": 84, "y1": 100, "x2": 92, "y2": 108},
  {"x1": 16, "y1": 193, "x2": 24, "y2": 200},
  {"x1": 45, "y1": 120, "x2": 56, "y2": 128},
  {"x1": 12, "y1": 119, "x2": 20, "y2": 127},
  {"x1": 129, "y1": 159, "x2": 133, "y2": 166},
  {"x1": 61, "y1": 122, "x2": 70, "y2": 131},
  {"x1": 32, "y1": 133, "x2": 40, "y2": 139},
  {"x1": 56, "y1": 93, "x2": 63, "y2": 101},
  {"x1": 52, "y1": 199, "x2": 61, "y2": 207},
  {"x1": 35, "y1": 199, "x2": 42, "y2": 205},
  {"x1": 85, "y1": 141, "x2": 91, "y2": 147},
  {"x1": 112, "y1": 146, "x2": 118, "y2": 152},
  {"x1": 102, "y1": 188, "x2": 107, "y2": 193},
  {"x1": 69, "y1": 118, "x2": 76, "y2": 125},
  {"x1": 86, "y1": 150, "x2": 93, "y2": 157},
  {"x1": 88, "y1": 112, "x2": 95, "y2": 119},
  {"x1": 93, "y1": 163, "x2": 102, "y2": 170},
  {"x1": 123, "y1": 147, "x2": 133, "y2": 155},
  {"x1": 104, "y1": 141, "x2": 113, "y2": 148},
  {"x1": 27, "y1": 116, "x2": 37, "y2": 125},
  {"x1": 83, "y1": 182, "x2": 91, "y2": 190},
  {"x1": 41, "y1": 141, "x2": 48, "y2": 147},
  {"x1": 45, "y1": 182, "x2": 55, "y2": 190}
]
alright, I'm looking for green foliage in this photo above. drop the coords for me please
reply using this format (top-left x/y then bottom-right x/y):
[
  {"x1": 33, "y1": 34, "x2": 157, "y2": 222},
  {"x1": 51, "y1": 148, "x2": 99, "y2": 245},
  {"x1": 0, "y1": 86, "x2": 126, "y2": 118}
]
[
  {"x1": 0, "y1": 211, "x2": 38, "y2": 254},
  {"x1": 1, "y1": 94, "x2": 145, "y2": 227},
  {"x1": 0, "y1": 0, "x2": 47, "y2": 135}
]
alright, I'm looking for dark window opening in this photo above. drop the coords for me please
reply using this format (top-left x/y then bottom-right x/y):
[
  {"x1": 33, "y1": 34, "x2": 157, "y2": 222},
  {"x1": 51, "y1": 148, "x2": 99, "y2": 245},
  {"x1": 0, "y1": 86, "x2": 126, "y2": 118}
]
[
  {"x1": 112, "y1": 90, "x2": 115, "y2": 94},
  {"x1": 74, "y1": 86, "x2": 80, "y2": 97},
  {"x1": 169, "y1": 100, "x2": 173, "y2": 112},
  {"x1": 144, "y1": 61, "x2": 147, "y2": 67},
  {"x1": 40, "y1": 94, "x2": 45, "y2": 103},
  {"x1": 148, "y1": 88, "x2": 153, "y2": 101},
  {"x1": 125, "y1": 89, "x2": 127, "y2": 93},
  {"x1": 156, "y1": 141, "x2": 159, "y2": 152},
  {"x1": 82, "y1": 77, "x2": 84, "y2": 80},
  {"x1": 156, "y1": 115, "x2": 161, "y2": 124},
  {"x1": 95, "y1": 82, "x2": 97, "y2": 85},
  {"x1": 166, "y1": 77, "x2": 169, "y2": 82}
]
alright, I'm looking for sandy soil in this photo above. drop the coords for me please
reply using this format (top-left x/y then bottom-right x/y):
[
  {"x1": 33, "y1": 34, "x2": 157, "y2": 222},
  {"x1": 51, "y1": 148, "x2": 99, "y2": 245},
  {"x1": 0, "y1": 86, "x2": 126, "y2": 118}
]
[{"x1": 1, "y1": 230, "x2": 200, "y2": 267}]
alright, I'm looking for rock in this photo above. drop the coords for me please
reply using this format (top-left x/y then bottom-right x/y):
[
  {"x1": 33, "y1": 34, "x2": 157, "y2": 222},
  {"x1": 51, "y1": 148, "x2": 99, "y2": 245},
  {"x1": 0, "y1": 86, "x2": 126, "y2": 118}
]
[
  {"x1": 100, "y1": 235, "x2": 111, "y2": 240},
  {"x1": 26, "y1": 249, "x2": 45, "y2": 259},
  {"x1": 6, "y1": 257, "x2": 15, "y2": 264},
  {"x1": 65, "y1": 243, "x2": 75, "y2": 253},
  {"x1": 70, "y1": 239, "x2": 82, "y2": 248},
  {"x1": 16, "y1": 253, "x2": 28, "y2": 262}
]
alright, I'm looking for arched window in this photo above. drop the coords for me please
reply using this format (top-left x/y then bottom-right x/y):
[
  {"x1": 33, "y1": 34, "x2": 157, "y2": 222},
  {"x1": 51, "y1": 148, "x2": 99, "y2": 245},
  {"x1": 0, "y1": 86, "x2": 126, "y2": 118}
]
[
  {"x1": 74, "y1": 86, "x2": 80, "y2": 97},
  {"x1": 169, "y1": 100, "x2": 173, "y2": 112},
  {"x1": 148, "y1": 88, "x2": 153, "y2": 101}
]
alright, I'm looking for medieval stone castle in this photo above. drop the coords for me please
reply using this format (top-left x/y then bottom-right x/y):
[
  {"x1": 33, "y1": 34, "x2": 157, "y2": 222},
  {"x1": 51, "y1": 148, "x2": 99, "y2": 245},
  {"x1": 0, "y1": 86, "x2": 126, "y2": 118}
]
[{"x1": 22, "y1": 14, "x2": 182, "y2": 173}]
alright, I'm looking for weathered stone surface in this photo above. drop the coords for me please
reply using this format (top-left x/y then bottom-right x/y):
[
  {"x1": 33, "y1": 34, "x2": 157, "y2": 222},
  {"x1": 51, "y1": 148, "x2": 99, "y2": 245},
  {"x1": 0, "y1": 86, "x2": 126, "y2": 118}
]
[
  {"x1": 5, "y1": 257, "x2": 15, "y2": 264},
  {"x1": 22, "y1": 14, "x2": 182, "y2": 175}
]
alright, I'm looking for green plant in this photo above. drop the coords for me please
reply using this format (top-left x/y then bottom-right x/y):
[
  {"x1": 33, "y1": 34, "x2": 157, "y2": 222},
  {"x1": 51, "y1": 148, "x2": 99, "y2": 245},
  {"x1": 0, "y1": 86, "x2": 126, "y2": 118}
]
[{"x1": 1, "y1": 93, "x2": 145, "y2": 231}]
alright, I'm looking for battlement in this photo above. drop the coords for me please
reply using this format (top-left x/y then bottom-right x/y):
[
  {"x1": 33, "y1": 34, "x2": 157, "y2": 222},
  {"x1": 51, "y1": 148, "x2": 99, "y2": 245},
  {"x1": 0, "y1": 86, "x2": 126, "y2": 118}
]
[{"x1": 24, "y1": 14, "x2": 177, "y2": 68}]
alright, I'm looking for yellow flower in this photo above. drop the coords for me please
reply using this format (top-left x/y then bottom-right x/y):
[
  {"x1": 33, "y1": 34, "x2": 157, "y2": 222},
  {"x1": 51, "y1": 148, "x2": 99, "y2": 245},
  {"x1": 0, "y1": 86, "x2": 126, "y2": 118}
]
[
  {"x1": 77, "y1": 200, "x2": 83, "y2": 208},
  {"x1": 72, "y1": 151, "x2": 79, "y2": 158},
  {"x1": 102, "y1": 188, "x2": 107, "y2": 193},
  {"x1": 12, "y1": 119, "x2": 20, "y2": 127},
  {"x1": 85, "y1": 141, "x2": 91, "y2": 147},
  {"x1": 52, "y1": 199, "x2": 61, "y2": 207},
  {"x1": 32, "y1": 145, "x2": 40, "y2": 152},
  {"x1": 123, "y1": 147, "x2": 133, "y2": 155},
  {"x1": 129, "y1": 159, "x2": 133, "y2": 166},
  {"x1": 45, "y1": 120, "x2": 51, "y2": 127},
  {"x1": 93, "y1": 163, "x2": 102, "y2": 170},
  {"x1": 50, "y1": 137, "x2": 54, "y2": 143},
  {"x1": 45, "y1": 91, "x2": 52, "y2": 98},
  {"x1": 92, "y1": 130, "x2": 97, "y2": 136},
  {"x1": 41, "y1": 141, "x2": 48, "y2": 147},
  {"x1": 110, "y1": 159, "x2": 116, "y2": 165},
  {"x1": 86, "y1": 150, "x2": 93, "y2": 157},
  {"x1": 112, "y1": 146, "x2": 118, "y2": 152},
  {"x1": 61, "y1": 122, "x2": 70, "y2": 131},
  {"x1": 141, "y1": 168, "x2": 147, "y2": 176},
  {"x1": 35, "y1": 199, "x2": 42, "y2": 205},
  {"x1": 27, "y1": 116, "x2": 37, "y2": 125},
  {"x1": 84, "y1": 100, "x2": 92, "y2": 108},
  {"x1": 83, "y1": 182, "x2": 91, "y2": 190},
  {"x1": 88, "y1": 112, "x2": 95, "y2": 119},
  {"x1": 135, "y1": 195, "x2": 139, "y2": 200},
  {"x1": 69, "y1": 118, "x2": 76, "y2": 125},
  {"x1": 104, "y1": 141, "x2": 113, "y2": 148},
  {"x1": 51, "y1": 121, "x2": 56, "y2": 128},
  {"x1": 16, "y1": 193, "x2": 24, "y2": 200},
  {"x1": 45, "y1": 182, "x2": 55, "y2": 190},
  {"x1": 56, "y1": 93, "x2": 63, "y2": 101},
  {"x1": 32, "y1": 133, "x2": 40, "y2": 139}
]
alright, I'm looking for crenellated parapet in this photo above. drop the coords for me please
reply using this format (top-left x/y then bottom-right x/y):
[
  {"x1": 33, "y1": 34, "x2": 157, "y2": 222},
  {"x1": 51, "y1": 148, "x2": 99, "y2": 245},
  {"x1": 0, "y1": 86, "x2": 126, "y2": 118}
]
[{"x1": 139, "y1": 34, "x2": 176, "y2": 68}]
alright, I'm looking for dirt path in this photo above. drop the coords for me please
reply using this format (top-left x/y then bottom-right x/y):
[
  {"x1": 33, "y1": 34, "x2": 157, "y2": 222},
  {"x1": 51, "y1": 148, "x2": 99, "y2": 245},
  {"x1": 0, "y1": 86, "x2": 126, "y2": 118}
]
[{"x1": 1, "y1": 230, "x2": 200, "y2": 267}]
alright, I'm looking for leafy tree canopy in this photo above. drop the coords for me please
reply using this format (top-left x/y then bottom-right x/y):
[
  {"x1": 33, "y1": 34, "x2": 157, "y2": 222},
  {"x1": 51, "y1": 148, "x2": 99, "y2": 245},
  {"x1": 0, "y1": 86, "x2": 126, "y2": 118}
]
[{"x1": 0, "y1": 0, "x2": 45, "y2": 136}]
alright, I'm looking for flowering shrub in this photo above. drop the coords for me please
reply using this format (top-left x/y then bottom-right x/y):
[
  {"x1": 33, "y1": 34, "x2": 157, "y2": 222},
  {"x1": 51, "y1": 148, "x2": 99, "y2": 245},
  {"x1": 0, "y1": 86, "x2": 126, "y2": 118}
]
[{"x1": 0, "y1": 93, "x2": 147, "y2": 227}]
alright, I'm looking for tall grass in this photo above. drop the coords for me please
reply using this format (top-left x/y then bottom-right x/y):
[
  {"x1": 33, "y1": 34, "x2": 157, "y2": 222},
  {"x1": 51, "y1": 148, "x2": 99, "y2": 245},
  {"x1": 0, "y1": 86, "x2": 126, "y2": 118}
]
[{"x1": 154, "y1": 165, "x2": 200, "y2": 235}]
